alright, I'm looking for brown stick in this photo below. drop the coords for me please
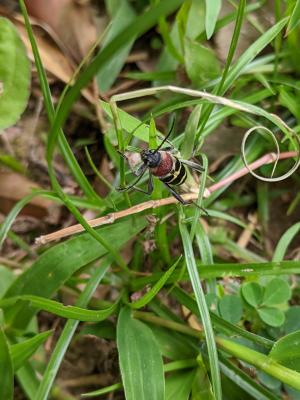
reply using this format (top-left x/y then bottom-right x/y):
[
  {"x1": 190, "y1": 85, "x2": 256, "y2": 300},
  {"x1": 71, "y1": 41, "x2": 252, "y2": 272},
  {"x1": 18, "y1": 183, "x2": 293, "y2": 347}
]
[{"x1": 35, "y1": 151, "x2": 298, "y2": 245}]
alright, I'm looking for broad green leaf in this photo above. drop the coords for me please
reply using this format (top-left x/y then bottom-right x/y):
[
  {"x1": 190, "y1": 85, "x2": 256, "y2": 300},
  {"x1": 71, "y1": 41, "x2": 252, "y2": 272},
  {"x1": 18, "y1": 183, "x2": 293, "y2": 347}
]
[
  {"x1": 0, "y1": 327, "x2": 13, "y2": 399},
  {"x1": 273, "y1": 223, "x2": 300, "y2": 262},
  {"x1": 97, "y1": 0, "x2": 136, "y2": 92},
  {"x1": 1, "y1": 294, "x2": 119, "y2": 321},
  {"x1": 184, "y1": 38, "x2": 221, "y2": 85},
  {"x1": 241, "y1": 282, "x2": 264, "y2": 307},
  {"x1": 284, "y1": 306, "x2": 300, "y2": 334},
  {"x1": 270, "y1": 331, "x2": 300, "y2": 372},
  {"x1": 286, "y1": 0, "x2": 300, "y2": 36},
  {"x1": 4, "y1": 217, "x2": 146, "y2": 329},
  {"x1": 11, "y1": 330, "x2": 52, "y2": 371},
  {"x1": 117, "y1": 307, "x2": 165, "y2": 400},
  {"x1": 205, "y1": 0, "x2": 221, "y2": 39},
  {"x1": 166, "y1": 370, "x2": 196, "y2": 400},
  {"x1": 0, "y1": 265, "x2": 14, "y2": 298},
  {"x1": 262, "y1": 278, "x2": 291, "y2": 306},
  {"x1": 130, "y1": 257, "x2": 180, "y2": 309},
  {"x1": 257, "y1": 307, "x2": 285, "y2": 327},
  {"x1": 0, "y1": 17, "x2": 30, "y2": 130},
  {"x1": 218, "y1": 295, "x2": 243, "y2": 325}
]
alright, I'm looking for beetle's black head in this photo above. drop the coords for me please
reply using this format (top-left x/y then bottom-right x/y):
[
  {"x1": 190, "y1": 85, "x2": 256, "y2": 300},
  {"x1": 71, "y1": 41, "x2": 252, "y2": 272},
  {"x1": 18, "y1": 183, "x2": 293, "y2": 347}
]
[{"x1": 141, "y1": 149, "x2": 161, "y2": 167}]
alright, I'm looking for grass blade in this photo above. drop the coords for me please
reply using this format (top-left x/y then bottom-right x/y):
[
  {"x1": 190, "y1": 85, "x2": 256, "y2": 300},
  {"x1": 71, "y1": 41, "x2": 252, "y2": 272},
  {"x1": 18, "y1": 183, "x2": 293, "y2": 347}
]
[
  {"x1": 179, "y1": 212, "x2": 222, "y2": 400},
  {"x1": 11, "y1": 331, "x2": 52, "y2": 371},
  {"x1": 117, "y1": 306, "x2": 165, "y2": 400},
  {"x1": 1, "y1": 294, "x2": 119, "y2": 321},
  {"x1": 205, "y1": 0, "x2": 222, "y2": 39},
  {"x1": 0, "y1": 326, "x2": 13, "y2": 399},
  {"x1": 19, "y1": 0, "x2": 102, "y2": 202}
]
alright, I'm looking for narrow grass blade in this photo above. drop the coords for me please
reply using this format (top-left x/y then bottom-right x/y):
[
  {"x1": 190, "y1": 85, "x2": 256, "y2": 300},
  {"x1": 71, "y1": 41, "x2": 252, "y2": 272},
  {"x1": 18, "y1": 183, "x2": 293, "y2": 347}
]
[
  {"x1": 117, "y1": 307, "x2": 165, "y2": 400},
  {"x1": 0, "y1": 326, "x2": 13, "y2": 400},
  {"x1": 205, "y1": 0, "x2": 222, "y2": 39},
  {"x1": 11, "y1": 330, "x2": 52, "y2": 371},
  {"x1": 1, "y1": 295, "x2": 119, "y2": 321},
  {"x1": 286, "y1": 0, "x2": 300, "y2": 36},
  {"x1": 35, "y1": 258, "x2": 111, "y2": 400},
  {"x1": 130, "y1": 256, "x2": 180, "y2": 309},
  {"x1": 19, "y1": 0, "x2": 102, "y2": 202},
  {"x1": 179, "y1": 214, "x2": 222, "y2": 400},
  {"x1": 272, "y1": 222, "x2": 300, "y2": 262},
  {"x1": 0, "y1": 190, "x2": 46, "y2": 249}
]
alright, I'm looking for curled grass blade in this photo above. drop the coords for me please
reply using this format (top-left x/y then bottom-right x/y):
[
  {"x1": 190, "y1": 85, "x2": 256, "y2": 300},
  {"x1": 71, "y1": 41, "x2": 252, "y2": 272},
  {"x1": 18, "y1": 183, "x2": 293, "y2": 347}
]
[
  {"x1": 35, "y1": 258, "x2": 111, "y2": 400},
  {"x1": 179, "y1": 212, "x2": 222, "y2": 400}
]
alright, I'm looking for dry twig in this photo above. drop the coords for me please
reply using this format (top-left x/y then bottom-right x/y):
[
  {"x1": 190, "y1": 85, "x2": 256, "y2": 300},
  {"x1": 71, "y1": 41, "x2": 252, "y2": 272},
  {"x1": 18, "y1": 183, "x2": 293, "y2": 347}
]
[{"x1": 35, "y1": 151, "x2": 297, "y2": 245}]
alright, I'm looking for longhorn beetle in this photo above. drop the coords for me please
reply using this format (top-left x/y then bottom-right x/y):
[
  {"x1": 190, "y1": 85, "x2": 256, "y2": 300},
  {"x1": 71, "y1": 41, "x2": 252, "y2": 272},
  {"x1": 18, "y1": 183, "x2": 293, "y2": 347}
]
[{"x1": 117, "y1": 121, "x2": 205, "y2": 207}]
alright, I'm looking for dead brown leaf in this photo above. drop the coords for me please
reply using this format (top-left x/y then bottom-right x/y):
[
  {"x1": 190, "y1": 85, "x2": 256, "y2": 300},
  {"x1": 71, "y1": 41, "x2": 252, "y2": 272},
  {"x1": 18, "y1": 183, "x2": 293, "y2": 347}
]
[{"x1": 0, "y1": 171, "x2": 57, "y2": 219}]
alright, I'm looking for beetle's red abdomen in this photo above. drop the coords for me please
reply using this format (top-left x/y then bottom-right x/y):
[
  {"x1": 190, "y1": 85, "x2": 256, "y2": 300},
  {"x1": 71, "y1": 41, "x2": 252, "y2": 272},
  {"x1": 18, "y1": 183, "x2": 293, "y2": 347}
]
[{"x1": 150, "y1": 151, "x2": 174, "y2": 177}]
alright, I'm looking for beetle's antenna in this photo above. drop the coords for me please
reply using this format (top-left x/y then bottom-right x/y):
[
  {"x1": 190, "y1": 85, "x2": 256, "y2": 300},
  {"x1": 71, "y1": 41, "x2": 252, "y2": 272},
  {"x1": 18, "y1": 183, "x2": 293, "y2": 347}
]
[{"x1": 155, "y1": 116, "x2": 176, "y2": 152}]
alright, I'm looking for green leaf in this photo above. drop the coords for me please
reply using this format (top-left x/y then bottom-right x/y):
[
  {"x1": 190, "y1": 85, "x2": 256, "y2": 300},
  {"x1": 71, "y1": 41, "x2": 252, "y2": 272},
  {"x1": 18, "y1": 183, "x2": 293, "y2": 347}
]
[
  {"x1": 4, "y1": 217, "x2": 146, "y2": 329},
  {"x1": 0, "y1": 326, "x2": 13, "y2": 399},
  {"x1": 130, "y1": 257, "x2": 180, "y2": 309},
  {"x1": 270, "y1": 331, "x2": 300, "y2": 372},
  {"x1": 11, "y1": 330, "x2": 52, "y2": 371},
  {"x1": 0, "y1": 17, "x2": 30, "y2": 130},
  {"x1": 166, "y1": 370, "x2": 196, "y2": 400},
  {"x1": 35, "y1": 258, "x2": 111, "y2": 400},
  {"x1": 179, "y1": 217, "x2": 221, "y2": 400},
  {"x1": 205, "y1": 0, "x2": 221, "y2": 39},
  {"x1": 218, "y1": 295, "x2": 243, "y2": 325},
  {"x1": 286, "y1": 0, "x2": 300, "y2": 36},
  {"x1": 97, "y1": 0, "x2": 136, "y2": 92},
  {"x1": 149, "y1": 325, "x2": 197, "y2": 360},
  {"x1": 184, "y1": 38, "x2": 221, "y2": 85},
  {"x1": 1, "y1": 294, "x2": 119, "y2": 322},
  {"x1": 192, "y1": 358, "x2": 214, "y2": 400},
  {"x1": 0, "y1": 265, "x2": 14, "y2": 298},
  {"x1": 257, "y1": 307, "x2": 285, "y2": 327},
  {"x1": 117, "y1": 307, "x2": 165, "y2": 400},
  {"x1": 222, "y1": 17, "x2": 288, "y2": 93},
  {"x1": 241, "y1": 282, "x2": 264, "y2": 307},
  {"x1": 284, "y1": 306, "x2": 300, "y2": 334},
  {"x1": 273, "y1": 223, "x2": 300, "y2": 262},
  {"x1": 262, "y1": 278, "x2": 291, "y2": 306}
]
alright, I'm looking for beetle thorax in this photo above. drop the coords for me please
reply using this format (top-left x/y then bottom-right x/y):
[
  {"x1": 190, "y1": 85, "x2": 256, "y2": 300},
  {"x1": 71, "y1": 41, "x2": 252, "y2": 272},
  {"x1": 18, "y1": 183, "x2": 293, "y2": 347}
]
[{"x1": 141, "y1": 149, "x2": 161, "y2": 167}]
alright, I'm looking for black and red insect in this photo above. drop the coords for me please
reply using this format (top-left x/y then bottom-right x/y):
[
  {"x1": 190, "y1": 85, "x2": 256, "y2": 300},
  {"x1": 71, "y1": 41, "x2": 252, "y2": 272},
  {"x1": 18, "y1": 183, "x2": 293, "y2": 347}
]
[{"x1": 117, "y1": 124, "x2": 204, "y2": 205}]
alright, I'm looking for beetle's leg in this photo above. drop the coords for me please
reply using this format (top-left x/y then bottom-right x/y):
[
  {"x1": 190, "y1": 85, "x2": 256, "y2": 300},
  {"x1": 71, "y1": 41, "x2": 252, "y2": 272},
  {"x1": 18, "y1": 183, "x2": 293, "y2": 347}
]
[
  {"x1": 180, "y1": 159, "x2": 204, "y2": 172},
  {"x1": 117, "y1": 165, "x2": 147, "y2": 192},
  {"x1": 163, "y1": 183, "x2": 209, "y2": 215},
  {"x1": 163, "y1": 183, "x2": 188, "y2": 205},
  {"x1": 130, "y1": 173, "x2": 154, "y2": 195}
]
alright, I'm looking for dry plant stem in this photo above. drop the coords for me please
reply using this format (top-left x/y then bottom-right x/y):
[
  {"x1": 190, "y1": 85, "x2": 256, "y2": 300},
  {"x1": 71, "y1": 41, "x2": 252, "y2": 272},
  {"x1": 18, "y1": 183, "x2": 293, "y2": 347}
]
[{"x1": 35, "y1": 151, "x2": 297, "y2": 245}]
